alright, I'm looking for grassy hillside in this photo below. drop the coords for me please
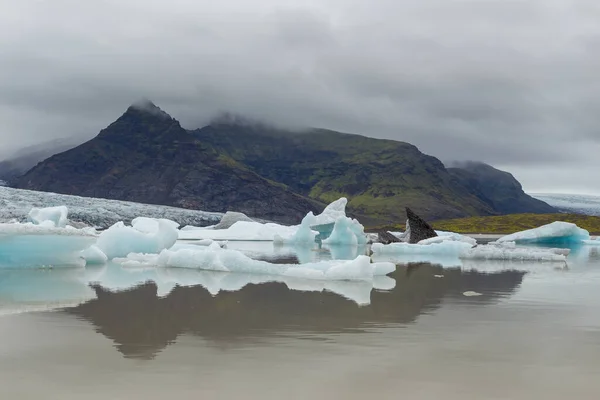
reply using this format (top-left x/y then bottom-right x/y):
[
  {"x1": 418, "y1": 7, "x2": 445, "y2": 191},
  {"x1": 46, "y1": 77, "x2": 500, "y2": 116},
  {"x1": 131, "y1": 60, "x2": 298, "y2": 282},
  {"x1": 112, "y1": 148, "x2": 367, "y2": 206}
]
[{"x1": 430, "y1": 214, "x2": 600, "y2": 235}]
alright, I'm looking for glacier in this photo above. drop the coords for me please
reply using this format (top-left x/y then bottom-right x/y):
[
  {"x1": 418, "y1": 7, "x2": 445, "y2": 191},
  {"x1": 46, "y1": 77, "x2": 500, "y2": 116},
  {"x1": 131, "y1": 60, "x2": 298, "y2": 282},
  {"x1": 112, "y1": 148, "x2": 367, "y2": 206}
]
[
  {"x1": 496, "y1": 221, "x2": 590, "y2": 245},
  {"x1": 0, "y1": 186, "x2": 221, "y2": 228}
]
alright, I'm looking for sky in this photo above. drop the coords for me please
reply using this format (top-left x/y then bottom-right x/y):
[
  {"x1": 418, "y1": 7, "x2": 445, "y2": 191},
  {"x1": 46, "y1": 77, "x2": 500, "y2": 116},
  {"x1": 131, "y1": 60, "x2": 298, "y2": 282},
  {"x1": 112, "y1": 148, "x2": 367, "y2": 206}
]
[{"x1": 1, "y1": 0, "x2": 599, "y2": 194}]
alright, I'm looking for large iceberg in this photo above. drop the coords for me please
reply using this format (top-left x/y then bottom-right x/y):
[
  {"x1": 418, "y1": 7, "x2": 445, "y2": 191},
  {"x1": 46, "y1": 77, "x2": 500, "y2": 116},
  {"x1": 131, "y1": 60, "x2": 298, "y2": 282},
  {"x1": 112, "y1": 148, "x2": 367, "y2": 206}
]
[
  {"x1": 0, "y1": 222, "x2": 96, "y2": 268},
  {"x1": 96, "y1": 218, "x2": 179, "y2": 259},
  {"x1": 313, "y1": 198, "x2": 348, "y2": 226},
  {"x1": 496, "y1": 221, "x2": 590, "y2": 245}
]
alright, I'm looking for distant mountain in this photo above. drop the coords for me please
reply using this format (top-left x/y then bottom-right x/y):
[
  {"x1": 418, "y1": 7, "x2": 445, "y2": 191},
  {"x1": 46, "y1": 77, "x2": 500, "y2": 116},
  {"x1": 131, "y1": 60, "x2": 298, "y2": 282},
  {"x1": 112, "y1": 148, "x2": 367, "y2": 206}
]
[
  {"x1": 16, "y1": 102, "x2": 323, "y2": 224},
  {"x1": 15, "y1": 102, "x2": 555, "y2": 224},
  {"x1": 447, "y1": 161, "x2": 557, "y2": 214},
  {"x1": 0, "y1": 137, "x2": 83, "y2": 184}
]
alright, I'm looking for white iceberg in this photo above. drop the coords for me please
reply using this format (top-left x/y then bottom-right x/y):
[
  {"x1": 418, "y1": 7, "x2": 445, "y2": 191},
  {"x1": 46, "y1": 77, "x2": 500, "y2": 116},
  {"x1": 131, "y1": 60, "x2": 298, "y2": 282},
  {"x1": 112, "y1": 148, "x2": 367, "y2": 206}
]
[
  {"x1": 96, "y1": 218, "x2": 179, "y2": 259},
  {"x1": 322, "y1": 217, "x2": 367, "y2": 245},
  {"x1": 460, "y1": 243, "x2": 568, "y2": 262},
  {"x1": 372, "y1": 241, "x2": 474, "y2": 257},
  {"x1": 313, "y1": 198, "x2": 348, "y2": 226},
  {"x1": 274, "y1": 212, "x2": 318, "y2": 245},
  {"x1": 0, "y1": 222, "x2": 96, "y2": 268},
  {"x1": 117, "y1": 245, "x2": 395, "y2": 282},
  {"x1": 178, "y1": 220, "x2": 298, "y2": 241},
  {"x1": 496, "y1": 221, "x2": 590, "y2": 245},
  {"x1": 81, "y1": 245, "x2": 108, "y2": 265},
  {"x1": 27, "y1": 205, "x2": 69, "y2": 228}
]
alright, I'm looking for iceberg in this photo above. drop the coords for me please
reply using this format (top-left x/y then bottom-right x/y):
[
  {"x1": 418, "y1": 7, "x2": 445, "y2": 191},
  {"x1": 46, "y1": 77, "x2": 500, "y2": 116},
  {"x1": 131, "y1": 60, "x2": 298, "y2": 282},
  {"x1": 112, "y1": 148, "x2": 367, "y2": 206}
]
[
  {"x1": 116, "y1": 245, "x2": 395, "y2": 282},
  {"x1": 496, "y1": 221, "x2": 590, "y2": 245},
  {"x1": 274, "y1": 212, "x2": 318, "y2": 245},
  {"x1": 322, "y1": 217, "x2": 367, "y2": 245},
  {"x1": 371, "y1": 241, "x2": 474, "y2": 257},
  {"x1": 460, "y1": 242, "x2": 568, "y2": 262},
  {"x1": 81, "y1": 245, "x2": 108, "y2": 265},
  {"x1": 27, "y1": 205, "x2": 69, "y2": 228},
  {"x1": 179, "y1": 220, "x2": 298, "y2": 241},
  {"x1": 313, "y1": 198, "x2": 348, "y2": 226},
  {"x1": 0, "y1": 222, "x2": 96, "y2": 268},
  {"x1": 96, "y1": 218, "x2": 179, "y2": 259}
]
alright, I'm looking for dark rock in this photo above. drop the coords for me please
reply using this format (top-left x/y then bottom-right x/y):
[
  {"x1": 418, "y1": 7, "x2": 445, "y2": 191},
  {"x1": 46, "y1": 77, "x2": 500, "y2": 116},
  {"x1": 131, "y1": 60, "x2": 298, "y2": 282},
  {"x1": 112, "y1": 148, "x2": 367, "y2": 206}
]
[
  {"x1": 378, "y1": 230, "x2": 401, "y2": 245},
  {"x1": 406, "y1": 207, "x2": 438, "y2": 244}
]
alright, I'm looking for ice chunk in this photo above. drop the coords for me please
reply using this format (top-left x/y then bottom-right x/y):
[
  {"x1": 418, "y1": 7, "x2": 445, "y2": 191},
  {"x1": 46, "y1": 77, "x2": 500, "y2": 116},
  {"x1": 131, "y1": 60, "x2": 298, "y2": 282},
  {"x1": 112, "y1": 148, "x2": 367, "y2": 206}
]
[
  {"x1": 313, "y1": 197, "x2": 348, "y2": 226},
  {"x1": 322, "y1": 217, "x2": 366, "y2": 245},
  {"x1": 96, "y1": 218, "x2": 179, "y2": 259},
  {"x1": 274, "y1": 212, "x2": 317, "y2": 245},
  {"x1": 179, "y1": 221, "x2": 298, "y2": 241},
  {"x1": 213, "y1": 211, "x2": 254, "y2": 229},
  {"x1": 81, "y1": 245, "x2": 108, "y2": 265},
  {"x1": 372, "y1": 241, "x2": 474, "y2": 256},
  {"x1": 461, "y1": 243, "x2": 567, "y2": 262},
  {"x1": 118, "y1": 246, "x2": 393, "y2": 282},
  {"x1": 496, "y1": 221, "x2": 590, "y2": 245},
  {"x1": 0, "y1": 223, "x2": 96, "y2": 268},
  {"x1": 419, "y1": 232, "x2": 477, "y2": 246},
  {"x1": 27, "y1": 206, "x2": 69, "y2": 228}
]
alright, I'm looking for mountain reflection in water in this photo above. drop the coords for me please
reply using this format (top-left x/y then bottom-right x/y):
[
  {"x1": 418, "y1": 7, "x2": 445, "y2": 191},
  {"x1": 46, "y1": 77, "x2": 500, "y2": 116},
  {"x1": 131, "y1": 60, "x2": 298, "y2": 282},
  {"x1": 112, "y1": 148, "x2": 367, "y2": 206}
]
[{"x1": 64, "y1": 263, "x2": 525, "y2": 360}]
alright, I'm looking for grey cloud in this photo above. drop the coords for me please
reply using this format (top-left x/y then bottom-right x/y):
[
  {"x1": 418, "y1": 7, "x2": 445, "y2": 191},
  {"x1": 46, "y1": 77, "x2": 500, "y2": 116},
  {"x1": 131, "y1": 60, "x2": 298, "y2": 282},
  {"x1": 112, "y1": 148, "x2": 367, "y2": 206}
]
[{"x1": 1, "y1": 0, "x2": 600, "y2": 194}]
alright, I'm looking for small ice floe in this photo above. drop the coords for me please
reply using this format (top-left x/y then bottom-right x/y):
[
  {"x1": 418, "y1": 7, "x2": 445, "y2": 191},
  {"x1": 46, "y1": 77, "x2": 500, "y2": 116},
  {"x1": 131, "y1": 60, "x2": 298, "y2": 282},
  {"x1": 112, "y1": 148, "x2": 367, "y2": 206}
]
[{"x1": 463, "y1": 291, "x2": 482, "y2": 297}]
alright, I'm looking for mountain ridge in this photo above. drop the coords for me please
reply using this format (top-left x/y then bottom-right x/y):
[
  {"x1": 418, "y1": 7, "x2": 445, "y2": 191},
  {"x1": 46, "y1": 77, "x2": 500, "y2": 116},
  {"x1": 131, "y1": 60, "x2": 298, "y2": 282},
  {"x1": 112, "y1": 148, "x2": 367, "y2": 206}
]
[{"x1": 14, "y1": 102, "x2": 556, "y2": 224}]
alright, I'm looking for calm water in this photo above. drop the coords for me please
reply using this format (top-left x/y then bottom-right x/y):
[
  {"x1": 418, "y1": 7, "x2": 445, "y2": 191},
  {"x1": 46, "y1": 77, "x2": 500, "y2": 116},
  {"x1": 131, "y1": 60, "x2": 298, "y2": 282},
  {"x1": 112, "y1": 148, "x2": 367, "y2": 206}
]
[{"x1": 1, "y1": 241, "x2": 600, "y2": 399}]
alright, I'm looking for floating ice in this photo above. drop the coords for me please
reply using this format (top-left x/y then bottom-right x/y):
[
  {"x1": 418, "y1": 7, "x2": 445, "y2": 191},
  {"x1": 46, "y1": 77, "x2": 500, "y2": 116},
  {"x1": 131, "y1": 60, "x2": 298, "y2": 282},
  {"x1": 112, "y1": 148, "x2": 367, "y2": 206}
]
[
  {"x1": 313, "y1": 198, "x2": 348, "y2": 226},
  {"x1": 274, "y1": 212, "x2": 317, "y2": 245},
  {"x1": 496, "y1": 221, "x2": 590, "y2": 245},
  {"x1": 322, "y1": 217, "x2": 367, "y2": 245},
  {"x1": 0, "y1": 223, "x2": 96, "y2": 268},
  {"x1": 179, "y1": 220, "x2": 298, "y2": 241},
  {"x1": 419, "y1": 232, "x2": 477, "y2": 246},
  {"x1": 27, "y1": 205, "x2": 69, "y2": 228},
  {"x1": 372, "y1": 241, "x2": 474, "y2": 257},
  {"x1": 96, "y1": 218, "x2": 179, "y2": 259},
  {"x1": 461, "y1": 243, "x2": 568, "y2": 262},
  {"x1": 81, "y1": 245, "x2": 108, "y2": 265},
  {"x1": 117, "y1": 245, "x2": 394, "y2": 282}
]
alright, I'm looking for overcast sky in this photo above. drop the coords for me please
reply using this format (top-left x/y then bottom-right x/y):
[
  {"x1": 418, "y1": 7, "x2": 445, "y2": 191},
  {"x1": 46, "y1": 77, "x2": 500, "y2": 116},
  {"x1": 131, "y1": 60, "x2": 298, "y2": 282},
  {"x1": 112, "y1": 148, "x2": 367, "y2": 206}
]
[{"x1": 1, "y1": 0, "x2": 599, "y2": 194}]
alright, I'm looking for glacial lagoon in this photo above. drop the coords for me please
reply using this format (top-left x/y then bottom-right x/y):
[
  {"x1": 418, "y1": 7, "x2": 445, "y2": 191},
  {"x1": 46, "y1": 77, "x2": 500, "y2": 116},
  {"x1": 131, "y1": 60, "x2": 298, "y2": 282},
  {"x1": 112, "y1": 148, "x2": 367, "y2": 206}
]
[{"x1": 1, "y1": 240, "x2": 600, "y2": 399}]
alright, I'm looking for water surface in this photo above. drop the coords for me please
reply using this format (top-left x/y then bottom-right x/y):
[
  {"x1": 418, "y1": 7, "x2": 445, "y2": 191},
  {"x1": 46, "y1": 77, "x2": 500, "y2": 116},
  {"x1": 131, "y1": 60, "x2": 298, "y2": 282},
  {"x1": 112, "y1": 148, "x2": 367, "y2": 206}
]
[{"x1": 1, "y1": 242, "x2": 599, "y2": 399}]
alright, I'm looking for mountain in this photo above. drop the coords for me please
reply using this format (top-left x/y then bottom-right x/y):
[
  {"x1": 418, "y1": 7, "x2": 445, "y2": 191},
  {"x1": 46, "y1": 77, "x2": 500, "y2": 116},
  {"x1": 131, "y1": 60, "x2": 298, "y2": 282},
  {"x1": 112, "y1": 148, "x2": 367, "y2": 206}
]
[
  {"x1": 15, "y1": 102, "x2": 555, "y2": 224},
  {"x1": 446, "y1": 161, "x2": 556, "y2": 214},
  {"x1": 0, "y1": 137, "x2": 83, "y2": 184},
  {"x1": 16, "y1": 102, "x2": 323, "y2": 224}
]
